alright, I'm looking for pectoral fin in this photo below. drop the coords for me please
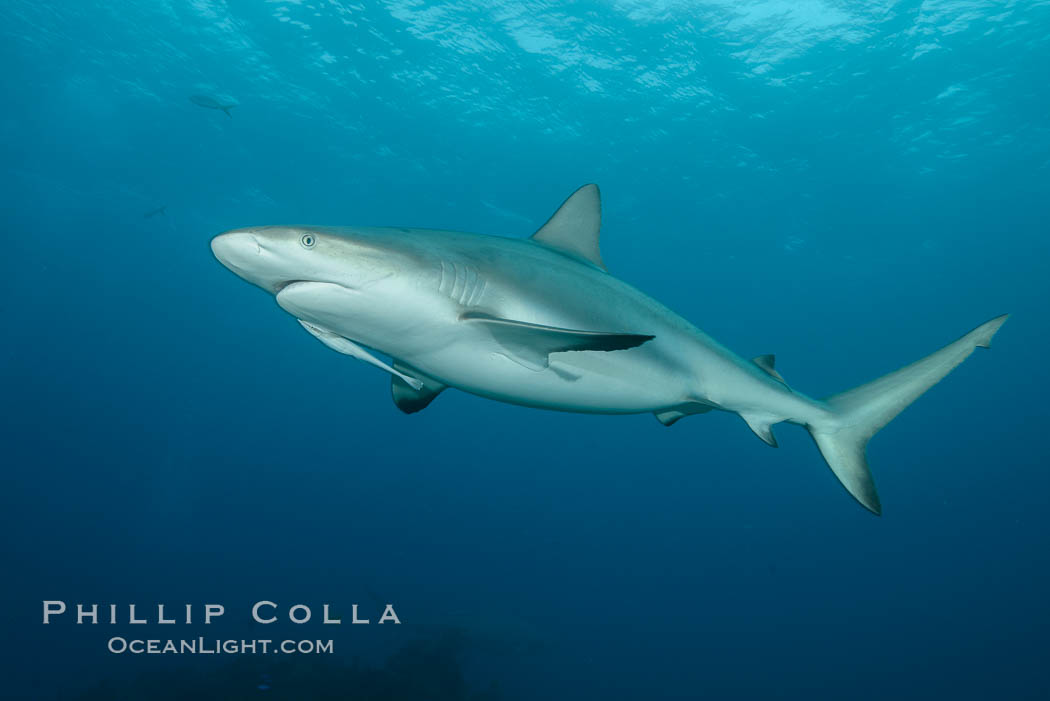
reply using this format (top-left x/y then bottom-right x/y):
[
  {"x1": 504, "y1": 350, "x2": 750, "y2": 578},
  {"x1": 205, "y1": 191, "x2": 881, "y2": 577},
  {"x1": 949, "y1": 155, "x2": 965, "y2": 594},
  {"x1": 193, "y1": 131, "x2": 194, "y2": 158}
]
[
  {"x1": 298, "y1": 320, "x2": 423, "y2": 390},
  {"x1": 461, "y1": 311, "x2": 654, "y2": 371},
  {"x1": 390, "y1": 362, "x2": 446, "y2": 414}
]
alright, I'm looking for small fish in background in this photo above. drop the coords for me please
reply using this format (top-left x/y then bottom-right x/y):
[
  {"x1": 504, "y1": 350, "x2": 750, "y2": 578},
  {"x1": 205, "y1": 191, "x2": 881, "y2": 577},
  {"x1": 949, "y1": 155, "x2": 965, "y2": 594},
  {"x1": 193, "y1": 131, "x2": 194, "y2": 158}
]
[
  {"x1": 189, "y1": 94, "x2": 236, "y2": 117},
  {"x1": 143, "y1": 205, "x2": 166, "y2": 218}
]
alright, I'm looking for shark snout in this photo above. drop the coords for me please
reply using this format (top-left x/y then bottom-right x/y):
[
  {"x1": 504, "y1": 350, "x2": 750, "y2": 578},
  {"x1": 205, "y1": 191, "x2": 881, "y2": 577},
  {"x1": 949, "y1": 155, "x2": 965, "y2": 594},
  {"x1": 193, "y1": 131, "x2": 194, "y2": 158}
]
[
  {"x1": 211, "y1": 228, "x2": 290, "y2": 292},
  {"x1": 211, "y1": 230, "x2": 261, "y2": 270}
]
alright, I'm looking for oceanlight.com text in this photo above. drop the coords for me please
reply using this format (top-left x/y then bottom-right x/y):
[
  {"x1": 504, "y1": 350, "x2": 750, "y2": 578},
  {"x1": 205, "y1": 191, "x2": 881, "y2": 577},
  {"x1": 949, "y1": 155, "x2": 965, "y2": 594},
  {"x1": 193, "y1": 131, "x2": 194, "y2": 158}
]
[{"x1": 107, "y1": 637, "x2": 334, "y2": 655}]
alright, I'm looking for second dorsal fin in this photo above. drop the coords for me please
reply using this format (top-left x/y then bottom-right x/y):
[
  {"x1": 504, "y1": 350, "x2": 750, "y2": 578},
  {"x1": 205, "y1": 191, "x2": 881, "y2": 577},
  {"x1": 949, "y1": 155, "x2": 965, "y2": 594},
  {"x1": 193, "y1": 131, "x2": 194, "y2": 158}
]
[
  {"x1": 530, "y1": 184, "x2": 605, "y2": 271},
  {"x1": 752, "y1": 354, "x2": 786, "y2": 384}
]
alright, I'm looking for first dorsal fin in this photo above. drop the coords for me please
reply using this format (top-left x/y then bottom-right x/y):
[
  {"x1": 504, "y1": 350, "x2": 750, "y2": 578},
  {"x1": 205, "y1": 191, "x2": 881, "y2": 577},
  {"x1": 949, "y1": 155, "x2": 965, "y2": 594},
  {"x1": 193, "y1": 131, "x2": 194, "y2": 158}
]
[
  {"x1": 752, "y1": 354, "x2": 786, "y2": 384},
  {"x1": 530, "y1": 184, "x2": 606, "y2": 271}
]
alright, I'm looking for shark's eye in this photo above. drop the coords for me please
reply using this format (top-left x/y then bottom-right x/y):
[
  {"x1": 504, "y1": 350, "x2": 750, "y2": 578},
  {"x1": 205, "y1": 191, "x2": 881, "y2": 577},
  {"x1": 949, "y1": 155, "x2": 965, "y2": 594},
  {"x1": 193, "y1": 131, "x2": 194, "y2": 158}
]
[{"x1": 300, "y1": 234, "x2": 316, "y2": 248}]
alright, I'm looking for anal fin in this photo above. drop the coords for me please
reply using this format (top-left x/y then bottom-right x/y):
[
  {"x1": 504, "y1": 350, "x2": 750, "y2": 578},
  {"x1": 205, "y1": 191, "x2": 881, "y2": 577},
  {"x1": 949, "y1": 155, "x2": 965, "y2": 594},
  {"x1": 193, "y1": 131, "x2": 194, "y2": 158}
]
[{"x1": 740, "y1": 411, "x2": 780, "y2": 447}]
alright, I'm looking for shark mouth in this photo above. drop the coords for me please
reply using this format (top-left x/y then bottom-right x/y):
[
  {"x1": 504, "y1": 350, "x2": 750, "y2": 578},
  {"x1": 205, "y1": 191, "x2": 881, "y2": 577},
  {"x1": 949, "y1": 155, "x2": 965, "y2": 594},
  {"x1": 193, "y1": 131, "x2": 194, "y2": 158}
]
[
  {"x1": 274, "y1": 279, "x2": 303, "y2": 294},
  {"x1": 274, "y1": 279, "x2": 355, "y2": 294},
  {"x1": 275, "y1": 281, "x2": 361, "y2": 321}
]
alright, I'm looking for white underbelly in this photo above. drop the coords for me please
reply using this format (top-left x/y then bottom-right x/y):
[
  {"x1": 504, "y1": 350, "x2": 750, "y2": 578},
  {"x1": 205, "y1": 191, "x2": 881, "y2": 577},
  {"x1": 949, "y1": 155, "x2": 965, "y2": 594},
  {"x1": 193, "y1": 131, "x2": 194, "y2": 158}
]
[
  {"x1": 407, "y1": 343, "x2": 687, "y2": 414},
  {"x1": 307, "y1": 300, "x2": 693, "y2": 414}
]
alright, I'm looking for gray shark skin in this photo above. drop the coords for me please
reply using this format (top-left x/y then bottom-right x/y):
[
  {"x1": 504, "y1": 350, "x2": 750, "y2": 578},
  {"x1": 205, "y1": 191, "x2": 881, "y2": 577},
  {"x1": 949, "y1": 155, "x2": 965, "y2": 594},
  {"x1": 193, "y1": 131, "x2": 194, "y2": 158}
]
[
  {"x1": 189, "y1": 94, "x2": 235, "y2": 117},
  {"x1": 211, "y1": 185, "x2": 1008, "y2": 515}
]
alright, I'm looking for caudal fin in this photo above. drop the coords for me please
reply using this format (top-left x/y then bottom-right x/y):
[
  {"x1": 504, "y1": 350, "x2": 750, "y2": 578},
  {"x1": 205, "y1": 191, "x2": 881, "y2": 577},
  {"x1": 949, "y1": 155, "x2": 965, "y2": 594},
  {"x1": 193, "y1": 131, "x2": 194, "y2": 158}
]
[{"x1": 807, "y1": 314, "x2": 1008, "y2": 515}]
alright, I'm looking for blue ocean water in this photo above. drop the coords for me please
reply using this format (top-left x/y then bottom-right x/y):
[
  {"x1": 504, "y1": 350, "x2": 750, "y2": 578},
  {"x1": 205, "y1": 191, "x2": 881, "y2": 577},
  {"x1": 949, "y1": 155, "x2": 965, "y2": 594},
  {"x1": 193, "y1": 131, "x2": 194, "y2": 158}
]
[{"x1": 2, "y1": 1, "x2": 1048, "y2": 699}]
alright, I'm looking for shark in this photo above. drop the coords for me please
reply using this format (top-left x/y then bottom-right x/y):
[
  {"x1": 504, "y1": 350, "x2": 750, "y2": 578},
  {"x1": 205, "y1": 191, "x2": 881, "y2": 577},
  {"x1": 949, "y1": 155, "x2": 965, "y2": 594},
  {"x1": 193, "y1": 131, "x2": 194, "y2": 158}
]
[
  {"x1": 189, "y1": 94, "x2": 236, "y2": 118},
  {"x1": 211, "y1": 184, "x2": 1007, "y2": 514}
]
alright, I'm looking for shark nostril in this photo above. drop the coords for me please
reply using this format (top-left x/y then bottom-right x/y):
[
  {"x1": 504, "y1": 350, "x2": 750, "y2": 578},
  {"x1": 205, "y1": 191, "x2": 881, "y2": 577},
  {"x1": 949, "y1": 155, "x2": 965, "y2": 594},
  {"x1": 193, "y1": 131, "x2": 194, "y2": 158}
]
[{"x1": 211, "y1": 231, "x2": 268, "y2": 285}]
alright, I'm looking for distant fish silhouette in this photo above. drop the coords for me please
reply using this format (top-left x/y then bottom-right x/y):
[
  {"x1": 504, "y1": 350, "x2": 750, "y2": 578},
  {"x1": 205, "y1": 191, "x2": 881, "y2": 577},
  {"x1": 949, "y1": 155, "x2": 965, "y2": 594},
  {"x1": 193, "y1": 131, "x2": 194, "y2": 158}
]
[
  {"x1": 189, "y1": 94, "x2": 236, "y2": 118},
  {"x1": 143, "y1": 205, "x2": 166, "y2": 218}
]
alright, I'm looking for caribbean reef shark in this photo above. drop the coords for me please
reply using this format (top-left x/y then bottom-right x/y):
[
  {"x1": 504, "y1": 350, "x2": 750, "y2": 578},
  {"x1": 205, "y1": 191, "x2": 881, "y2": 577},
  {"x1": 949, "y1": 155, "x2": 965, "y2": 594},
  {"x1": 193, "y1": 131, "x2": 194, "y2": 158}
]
[
  {"x1": 211, "y1": 185, "x2": 1007, "y2": 514},
  {"x1": 189, "y1": 94, "x2": 236, "y2": 117}
]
